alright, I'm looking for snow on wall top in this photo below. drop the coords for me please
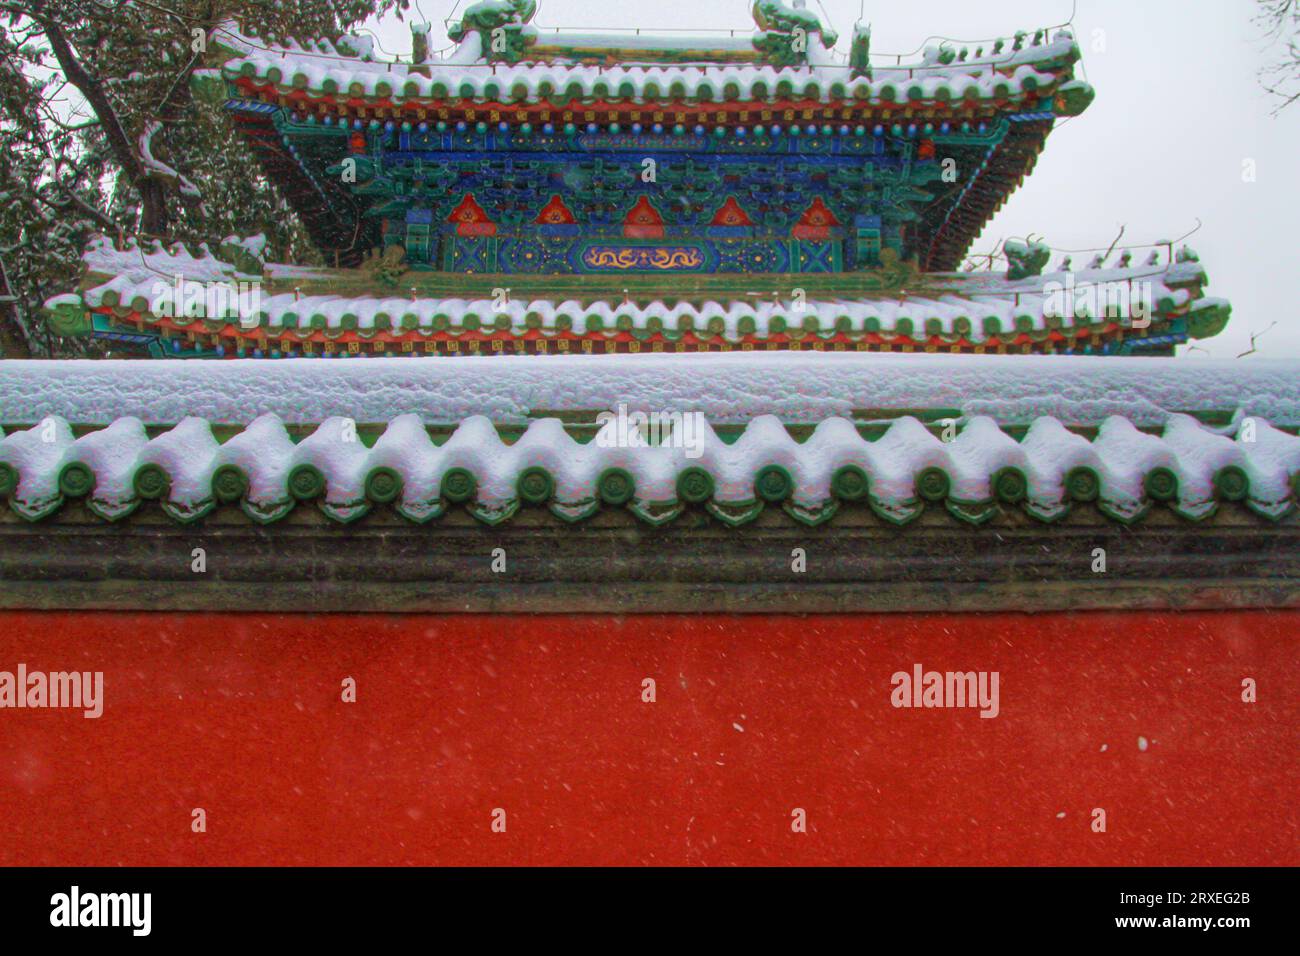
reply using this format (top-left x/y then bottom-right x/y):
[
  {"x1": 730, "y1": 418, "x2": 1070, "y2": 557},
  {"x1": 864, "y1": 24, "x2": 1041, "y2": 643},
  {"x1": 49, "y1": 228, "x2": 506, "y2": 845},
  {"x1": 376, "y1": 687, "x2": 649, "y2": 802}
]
[
  {"x1": 1, "y1": 407, "x2": 1295, "y2": 527},
  {"x1": 2, "y1": 354, "x2": 1296, "y2": 429}
]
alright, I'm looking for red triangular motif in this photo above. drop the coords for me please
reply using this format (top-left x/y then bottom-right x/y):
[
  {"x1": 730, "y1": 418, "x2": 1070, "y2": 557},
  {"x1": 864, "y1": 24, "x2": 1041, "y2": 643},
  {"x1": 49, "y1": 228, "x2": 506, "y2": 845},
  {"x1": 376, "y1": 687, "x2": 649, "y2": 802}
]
[
  {"x1": 535, "y1": 195, "x2": 577, "y2": 225},
  {"x1": 792, "y1": 198, "x2": 841, "y2": 239},
  {"x1": 623, "y1": 196, "x2": 665, "y2": 239},
  {"x1": 710, "y1": 197, "x2": 754, "y2": 227},
  {"x1": 448, "y1": 193, "x2": 497, "y2": 236}
]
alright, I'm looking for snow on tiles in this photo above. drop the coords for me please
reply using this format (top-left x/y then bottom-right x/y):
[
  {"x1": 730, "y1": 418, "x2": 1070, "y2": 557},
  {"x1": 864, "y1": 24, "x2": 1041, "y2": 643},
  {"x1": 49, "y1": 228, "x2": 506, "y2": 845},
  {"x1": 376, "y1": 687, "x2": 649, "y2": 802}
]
[{"x1": 0, "y1": 366, "x2": 1296, "y2": 526}]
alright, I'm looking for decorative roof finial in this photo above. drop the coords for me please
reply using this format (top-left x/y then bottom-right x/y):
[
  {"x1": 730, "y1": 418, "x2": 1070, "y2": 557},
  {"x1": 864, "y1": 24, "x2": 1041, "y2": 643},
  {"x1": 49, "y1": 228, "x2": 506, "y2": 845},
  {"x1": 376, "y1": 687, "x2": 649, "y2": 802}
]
[
  {"x1": 450, "y1": 1, "x2": 539, "y2": 64},
  {"x1": 411, "y1": 22, "x2": 431, "y2": 64},
  {"x1": 850, "y1": 23, "x2": 872, "y2": 79},
  {"x1": 752, "y1": 0, "x2": 838, "y2": 65}
]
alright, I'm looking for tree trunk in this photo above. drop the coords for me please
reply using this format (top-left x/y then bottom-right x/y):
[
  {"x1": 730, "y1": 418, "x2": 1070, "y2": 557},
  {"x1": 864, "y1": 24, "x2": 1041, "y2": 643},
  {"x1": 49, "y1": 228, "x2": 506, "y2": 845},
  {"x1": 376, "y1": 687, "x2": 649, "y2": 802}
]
[
  {"x1": 0, "y1": 322, "x2": 32, "y2": 358},
  {"x1": 0, "y1": 255, "x2": 33, "y2": 358},
  {"x1": 34, "y1": 6, "x2": 171, "y2": 238},
  {"x1": 138, "y1": 178, "x2": 170, "y2": 237}
]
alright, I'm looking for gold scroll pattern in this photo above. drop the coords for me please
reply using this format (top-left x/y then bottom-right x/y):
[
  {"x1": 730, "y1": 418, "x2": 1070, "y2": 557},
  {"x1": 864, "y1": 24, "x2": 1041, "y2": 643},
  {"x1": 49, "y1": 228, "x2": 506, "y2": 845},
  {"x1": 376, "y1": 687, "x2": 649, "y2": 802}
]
[{"x1": 582, "y1": 246, "x2": 706, "y2": 271}]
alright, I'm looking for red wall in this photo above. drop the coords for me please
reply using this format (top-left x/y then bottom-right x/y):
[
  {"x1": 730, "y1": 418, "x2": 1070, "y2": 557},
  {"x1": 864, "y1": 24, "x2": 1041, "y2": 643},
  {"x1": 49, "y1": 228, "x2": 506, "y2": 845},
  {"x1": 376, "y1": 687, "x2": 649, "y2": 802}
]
[{"x1": 1, "y1": 611, "x2": 1295, "y2": 866}]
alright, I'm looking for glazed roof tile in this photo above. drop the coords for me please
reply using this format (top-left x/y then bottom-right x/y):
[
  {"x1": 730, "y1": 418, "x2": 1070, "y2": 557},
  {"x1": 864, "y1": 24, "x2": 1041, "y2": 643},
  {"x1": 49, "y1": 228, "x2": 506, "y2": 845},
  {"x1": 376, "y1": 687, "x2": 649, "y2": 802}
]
[
  {"x1": 1, "y1": 410, "x2": 1295, "y2": 527},
  {"x1": 208, "y1": 22, "x2": 1086, "y2": 109}
]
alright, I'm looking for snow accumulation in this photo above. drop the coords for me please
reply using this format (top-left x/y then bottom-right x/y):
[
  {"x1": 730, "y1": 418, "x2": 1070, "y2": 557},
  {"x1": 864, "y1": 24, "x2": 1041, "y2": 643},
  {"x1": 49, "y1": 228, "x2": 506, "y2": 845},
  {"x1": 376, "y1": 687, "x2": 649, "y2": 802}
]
[
  {"x1": 532, "y1": 33, "x2": 759, "y2": 53},
  {"x1": 2, "y1": 353, "x2": 1295, "y2": 524},
  {"x1": 137, "y1": 121, "x2": 201, "y2": 199},
  {"x1": 1, "y1": 404, "x2": 1295, "y2": 526},
  {"x1": 77, "y1": 234, "x2": 260, "y2": 286},
  {"x1": 211, "y1": 21, "x2": 1080, "y2": 105},
  {"x1": 60, "y1": 235, "x2": 1212, "y2": 338},
  {"x1": 1, "y1": 353, "x2": 1296, "y2": 428},
  {"x1": 68, "y1": 288, "x2": 1200, "y2": 339}
]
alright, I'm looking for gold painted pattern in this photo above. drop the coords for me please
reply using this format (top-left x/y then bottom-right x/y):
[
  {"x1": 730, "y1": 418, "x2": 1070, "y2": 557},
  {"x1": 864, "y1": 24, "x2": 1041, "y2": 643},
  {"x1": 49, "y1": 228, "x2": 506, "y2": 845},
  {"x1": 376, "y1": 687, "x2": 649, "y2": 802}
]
[{"x1": 583, "y1": 246, "x2": 705, "y2": 270}]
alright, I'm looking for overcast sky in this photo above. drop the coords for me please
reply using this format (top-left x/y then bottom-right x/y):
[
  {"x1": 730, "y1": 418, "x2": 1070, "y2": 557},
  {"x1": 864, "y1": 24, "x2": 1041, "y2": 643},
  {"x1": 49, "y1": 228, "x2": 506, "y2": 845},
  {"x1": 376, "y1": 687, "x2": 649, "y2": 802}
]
[{"x1": 368, "y1": 0, "x2": 1299, "y2": 359}]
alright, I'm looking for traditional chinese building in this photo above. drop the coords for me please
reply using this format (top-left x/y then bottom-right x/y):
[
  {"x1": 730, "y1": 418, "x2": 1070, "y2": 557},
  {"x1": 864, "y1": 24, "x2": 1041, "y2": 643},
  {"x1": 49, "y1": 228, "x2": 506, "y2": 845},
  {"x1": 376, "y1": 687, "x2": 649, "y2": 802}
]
[
  {"x1": 47, "y1": 2, "x2": 1229, "y2": 357},
  {"x1": 5, "y1": 4, "x2": 1296, "y2": 869}
]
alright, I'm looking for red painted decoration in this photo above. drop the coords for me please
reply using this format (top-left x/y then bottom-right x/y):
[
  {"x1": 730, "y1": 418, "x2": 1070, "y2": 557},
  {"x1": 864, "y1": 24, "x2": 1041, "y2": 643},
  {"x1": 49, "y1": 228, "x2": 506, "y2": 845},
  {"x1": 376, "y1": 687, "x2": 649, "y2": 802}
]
[
  {"x1": 0, "y1": 610, "x2": 1294, "y2": 866},
  {"x1": 348, "y1": 131, "x2": 366, "y2": 153},
  {"x1": 447, "y1": 193, "x2": 497, "y2": 236},
  {"x1": 918, "y1": 139, "x2": 937, "y2": 160},
  {"x1": 710, "y1": 196, "x2": 754, "y2": 227},
  {"x1": 535, "y1": 194, "x2": 577, "y2": 225},
  {"x1": 623, "y1": 196, "x2": 665, "y2": 239},
  {"x1": 792, "y1": 197, "x2": 841, "y2": 239}
]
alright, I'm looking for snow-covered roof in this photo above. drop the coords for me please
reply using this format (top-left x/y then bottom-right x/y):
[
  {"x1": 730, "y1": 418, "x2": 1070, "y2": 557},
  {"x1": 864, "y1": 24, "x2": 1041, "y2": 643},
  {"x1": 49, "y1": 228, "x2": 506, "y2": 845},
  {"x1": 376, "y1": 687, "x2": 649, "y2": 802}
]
[
  {"x1": 1, "y1": 406, "x2": 1295, "y2": 528},
  {"x1": 49, "y1": 235, "x2": 1228, "y2": 352},
  {"x1": 528, "y1": 32, "x2": 759, "y2": 54},
  {"x1": 208, "y1": 21, "x2": 1086, "y2": 110}
]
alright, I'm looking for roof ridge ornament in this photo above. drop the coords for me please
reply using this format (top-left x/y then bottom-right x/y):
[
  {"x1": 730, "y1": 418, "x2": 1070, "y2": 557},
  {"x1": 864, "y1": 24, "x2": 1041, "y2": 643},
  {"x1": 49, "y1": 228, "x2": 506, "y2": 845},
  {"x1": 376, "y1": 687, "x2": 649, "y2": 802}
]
[
  {"x1": 1005, "y1": 239, "x2": 1051, "y2": 280},
  {"x1": 449, "y1": 0, "x2": 540, "y2": 64},
  {"x1": 752, "y1": 0, "x2": 838, "y2": 66},
  {"x1": 850, "y1": 22, "x2": 872, "y2": 80}
]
